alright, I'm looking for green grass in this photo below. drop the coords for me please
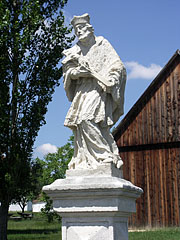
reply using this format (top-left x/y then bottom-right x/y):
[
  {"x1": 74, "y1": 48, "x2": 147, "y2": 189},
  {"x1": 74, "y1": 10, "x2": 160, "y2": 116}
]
[
  {"x1": 8, "y1": 213, "x2": 61, "y2": 240},
  {"x1": 129, "y1": 228, "x2": 180, "y2": 240},
  {"x1": 7, "y1": 213, "x2": 180, "y2": 240}
]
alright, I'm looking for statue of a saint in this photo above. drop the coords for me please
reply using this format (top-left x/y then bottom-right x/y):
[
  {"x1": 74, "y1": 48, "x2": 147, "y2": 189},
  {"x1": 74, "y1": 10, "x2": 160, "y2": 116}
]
[{"x1": 62, "y1": 13, "x2": 126, "y2": 170}]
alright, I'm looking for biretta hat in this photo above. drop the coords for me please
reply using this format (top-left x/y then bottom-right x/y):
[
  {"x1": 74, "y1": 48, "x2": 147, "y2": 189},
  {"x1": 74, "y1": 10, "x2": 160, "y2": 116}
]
[{"x1": 71, "y1": 13, "x2": 90, "y2": 28}]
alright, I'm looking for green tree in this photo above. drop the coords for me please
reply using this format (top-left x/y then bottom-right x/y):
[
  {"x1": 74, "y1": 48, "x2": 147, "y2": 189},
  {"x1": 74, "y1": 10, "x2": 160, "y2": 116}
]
[
  {"x1": 39, "y1": 136, "x2": 74, "y2": 222},
  {"x1": 40, "y1": 136, "x2": 74, "y2": 185},
  {"x1": 11, "y1": 158, "x2": 43, "y2": 213},
  {"x1": 0, "y1": 1, "x2": 74, "y2": 239}
]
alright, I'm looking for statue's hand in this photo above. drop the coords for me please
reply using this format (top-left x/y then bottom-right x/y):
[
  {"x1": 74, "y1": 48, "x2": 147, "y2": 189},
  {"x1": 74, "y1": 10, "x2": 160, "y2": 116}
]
[
  {"x1": 70, "y1": 67, "x2": 92, "y2": 80},
  {"x1": 71, "y1": 54, "x2": 79, "y2": 64}
]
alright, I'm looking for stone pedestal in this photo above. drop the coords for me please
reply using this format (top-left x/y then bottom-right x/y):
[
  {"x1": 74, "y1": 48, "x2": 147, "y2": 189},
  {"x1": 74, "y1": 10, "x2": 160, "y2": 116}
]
[{"x1": 43, "y1": 163, "x2": 143, "y2": 240}]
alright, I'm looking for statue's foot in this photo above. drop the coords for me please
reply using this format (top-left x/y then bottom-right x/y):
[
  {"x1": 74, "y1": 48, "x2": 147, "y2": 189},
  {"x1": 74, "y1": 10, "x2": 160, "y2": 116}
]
[
  {"x1": 68, "y1": 158, "x2": 76, "y2": 169},
  {"x1": 103, "y1": 157, "x2": 123, "y2": 169},
  {"x1": 68, "y1": 157, "x2": 85, "y2": 170},
  {"x1": 116, "y1": 159, "x2": 123, "y2": 169}
]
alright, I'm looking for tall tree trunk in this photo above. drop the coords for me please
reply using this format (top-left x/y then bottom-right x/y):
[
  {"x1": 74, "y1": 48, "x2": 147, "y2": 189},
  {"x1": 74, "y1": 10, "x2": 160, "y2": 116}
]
[{"x1": 0, "y1": 200, "x2": 9, "y2": 240}]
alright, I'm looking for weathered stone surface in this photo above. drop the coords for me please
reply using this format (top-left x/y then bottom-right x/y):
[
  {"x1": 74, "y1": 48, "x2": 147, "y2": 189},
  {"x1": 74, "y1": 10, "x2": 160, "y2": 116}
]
[
  {"x1": 62, "y1": 13, "x2": 126, "y2": 170},
  {"x1": 43, "y1": 13, "x2": 142, "y2": 240},
  {"x1": 66, "y1": 162, "x2": 123, "y2": 178},
  {"x1": 43, "y1": 163, "x2": 142, "y2": 240}
]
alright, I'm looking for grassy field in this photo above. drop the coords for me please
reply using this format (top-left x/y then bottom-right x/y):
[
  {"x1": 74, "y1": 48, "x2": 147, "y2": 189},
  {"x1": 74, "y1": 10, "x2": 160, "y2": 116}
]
[
  {"x1": 7, "y1": 213, "x2": 180, "y2": 240},
  {"x1": 8, "y1": 213, "x2": 61, "y2": 240},
  {"x1": 129, "y1": 228, "x2": 180, "y2": 240}
]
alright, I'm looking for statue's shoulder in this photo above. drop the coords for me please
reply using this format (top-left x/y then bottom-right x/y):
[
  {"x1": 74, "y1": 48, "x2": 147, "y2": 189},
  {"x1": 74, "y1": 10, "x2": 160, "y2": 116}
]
[
  {"x1": 96, "y1": 36, "x2": 105, "y2": 45},
  {"x1": 63, "y1": 44, "x2": 80, "y2": 57},
  {"x1": 96, "y1": 36, "x2": 112, "y2": 48}
]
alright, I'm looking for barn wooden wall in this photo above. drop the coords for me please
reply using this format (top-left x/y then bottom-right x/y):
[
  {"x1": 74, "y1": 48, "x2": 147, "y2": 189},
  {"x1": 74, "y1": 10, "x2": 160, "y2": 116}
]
[
  {"x1": 117, "y1": 62, "x2": 180, "y2": 147},
  {"x1": 120, "y1": 148, "x2": 180, "y2": 227},
  {"x1": 115, "y1": 58, "x2": 180, "y2": 227}
]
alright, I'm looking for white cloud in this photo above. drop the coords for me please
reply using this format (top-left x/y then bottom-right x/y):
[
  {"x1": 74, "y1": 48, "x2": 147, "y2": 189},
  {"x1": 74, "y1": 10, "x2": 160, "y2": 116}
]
[
  {"x1": 63, "y1": 10, "x2": 73, "y2": 27},
  {"x1": 35, "y1": 143, "x2": 58, "y2": 156},
  {"x1": 63, "y1": 10, "x2": 77, "y2": 44},
  {"x1": 125, "y1": 61, "x2": 162, "y2": 80}
]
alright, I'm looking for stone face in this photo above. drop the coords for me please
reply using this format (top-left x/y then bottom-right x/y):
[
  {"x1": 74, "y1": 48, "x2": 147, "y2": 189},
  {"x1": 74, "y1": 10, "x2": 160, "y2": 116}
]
[{"x1": 62, "y1": 13, "x2": 126, "y2": 170}]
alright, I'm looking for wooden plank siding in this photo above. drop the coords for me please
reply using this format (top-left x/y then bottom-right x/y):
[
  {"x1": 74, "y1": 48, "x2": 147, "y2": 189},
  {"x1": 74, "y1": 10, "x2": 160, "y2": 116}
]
[
  {"x1": 117, "y1": 61, "x2": 180, "y2": 146},
  {"x1": 113, "y1": 50, "x2": 180, "y2": 227},
  {"x1": 120, "y1": 148, "x2": 180, "y2": 227}
]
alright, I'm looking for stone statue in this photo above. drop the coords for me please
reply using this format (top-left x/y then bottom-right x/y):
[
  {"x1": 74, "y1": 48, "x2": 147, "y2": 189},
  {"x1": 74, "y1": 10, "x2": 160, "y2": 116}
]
[{"x1": 62, "y1": 13, "x2": 126, "y2": 170}]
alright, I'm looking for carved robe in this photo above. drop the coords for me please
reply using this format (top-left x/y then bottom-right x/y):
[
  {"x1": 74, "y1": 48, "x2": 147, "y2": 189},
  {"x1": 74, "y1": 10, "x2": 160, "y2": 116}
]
[{"x1": 62, "y1": 36, "x2": 126, "y2": 169}]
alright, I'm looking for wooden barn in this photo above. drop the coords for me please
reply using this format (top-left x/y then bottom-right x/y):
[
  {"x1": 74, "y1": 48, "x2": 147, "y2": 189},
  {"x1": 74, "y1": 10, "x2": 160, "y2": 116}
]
[{"x1": 113, "y1": 50, "x2": 180, "y2": 227}]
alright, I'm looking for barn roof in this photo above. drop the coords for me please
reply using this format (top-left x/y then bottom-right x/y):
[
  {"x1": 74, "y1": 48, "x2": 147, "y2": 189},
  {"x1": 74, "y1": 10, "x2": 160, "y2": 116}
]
[{"x1": 113, "y1": 49, "x2": 180, "y2": 141}]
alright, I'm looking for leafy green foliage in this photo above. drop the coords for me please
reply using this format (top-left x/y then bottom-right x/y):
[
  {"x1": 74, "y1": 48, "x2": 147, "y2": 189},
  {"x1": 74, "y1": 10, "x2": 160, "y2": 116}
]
[
  {"x1": 12, "y1": 158, "x2": 43, "y2": 212},
  {"x1": 38, "y1": 136, "x2": 74, "y2": 222},
  {"x1": 39, "y1": 135, "x2": 74, "y2": 186},
  {"x1": 40, "y1": 192, "x2": 61, "y2": 223},
  {"x1": 0, "y1": 0, "x2": 74, "y2": 238},
  {"x1": 0, "y1": 0, "x2": 74, "y2": 201}
]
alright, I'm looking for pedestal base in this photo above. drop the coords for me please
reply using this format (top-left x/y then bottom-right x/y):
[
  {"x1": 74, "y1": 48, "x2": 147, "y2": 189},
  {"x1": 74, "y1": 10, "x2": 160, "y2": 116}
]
[
  {"x1": 62, "y1": 215, "x2": 128, "y2": 240},
  {"x1": 43, "y1": 163, "x2": 143, "y2": 240}
]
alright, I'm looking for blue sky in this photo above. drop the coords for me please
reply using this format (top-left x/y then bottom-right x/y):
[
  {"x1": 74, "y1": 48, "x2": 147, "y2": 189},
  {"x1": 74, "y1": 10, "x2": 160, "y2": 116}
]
[{"x1": 33, "y1": 0, "x2": 179, "y2": 158}]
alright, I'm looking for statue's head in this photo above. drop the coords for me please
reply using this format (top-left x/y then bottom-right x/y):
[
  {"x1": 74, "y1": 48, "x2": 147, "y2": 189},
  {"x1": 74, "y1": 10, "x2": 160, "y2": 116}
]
[{"x1": 71, "y1": 13, "x2": 94, "y2": 43}]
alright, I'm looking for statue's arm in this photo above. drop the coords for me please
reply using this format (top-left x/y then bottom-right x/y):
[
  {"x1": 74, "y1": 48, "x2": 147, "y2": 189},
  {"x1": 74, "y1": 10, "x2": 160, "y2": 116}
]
[{"x1": 70, "y1": 65, "x2": 92, "y2": 80}]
